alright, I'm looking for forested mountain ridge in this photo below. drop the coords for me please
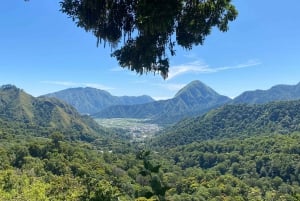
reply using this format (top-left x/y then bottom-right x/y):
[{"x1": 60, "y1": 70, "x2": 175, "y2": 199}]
[
  {"x1": 0, "y1": 85, "x2": 106, "y2": 140},
  {"x1": 94, "y1": 80, "x2": 231, "y2": 125},
  {"x1": 232, "y1": 82, "x2": 300, "y2": 104},
  {"x1": 43, "y1": 87, "x2": 154, "y2": 114},
  {"x1": 154, "y1": 99, "x2": 300, "y2": 147}
]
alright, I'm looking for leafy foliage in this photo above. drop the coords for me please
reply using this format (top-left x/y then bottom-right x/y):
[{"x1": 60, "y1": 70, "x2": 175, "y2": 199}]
[
  {"x1": 59, "y1": 0, "x2": 237, "y2": 78},
  {"x1": 1, "y1": 123, "x2": 300, "y2": 200},
  {"x1": 136, "y1": 150, "x2": 168, "y2": 201},
  {"x1": 161, "y1": 133, "x2": 300, "y2": 200}
]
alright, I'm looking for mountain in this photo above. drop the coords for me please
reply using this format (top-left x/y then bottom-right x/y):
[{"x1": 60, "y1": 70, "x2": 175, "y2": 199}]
[
  {"x1": 0, "y1": 84, "x2": 106, "y2": 140},
  {"x1": 232, "y1": 82, "x2": 300, "y2": 104},
  {"x1": 94, "y1": 80, "x2": 231, "y2": 124},
  {"x1": 43, "y1": 87, "x2": 154, "y2": 114},
  {"x1": 153, "y1": 99, "x2": 300, "y2": 147}
]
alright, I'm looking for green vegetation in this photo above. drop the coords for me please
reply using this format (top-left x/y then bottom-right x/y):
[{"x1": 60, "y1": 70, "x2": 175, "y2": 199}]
[
  {"x1": 0, "y1": 85, "x2": 102, "y2": 139},
  {"x1": 153, "y1": 99, "x2": 300, "y2": 147},
  {"x1": 59, "y1": 0, "x2": 237, "y2": 78},
  {"x1": 160, "y1": 133, "x2": 300, "y2": 200},
  {"x1": 1, "y1": 124, "x2": 300, "y2": 200}
]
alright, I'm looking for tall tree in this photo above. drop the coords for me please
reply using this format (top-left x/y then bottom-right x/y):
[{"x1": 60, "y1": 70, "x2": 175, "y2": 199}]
[{"x1": 60, "y1": 0, "x2": 238, "y2": 78}]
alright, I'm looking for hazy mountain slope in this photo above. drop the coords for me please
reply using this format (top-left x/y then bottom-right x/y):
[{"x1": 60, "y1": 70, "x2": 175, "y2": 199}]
[
  {"x1": 94, "y1": 80, "x2": 231, "y2": 124},
  {"x1": 43, "y1": 87, "x2": 154, "y2": 114},
  {"x1": 153, "y1": 100, "x2": 300, "y2": 147},
  {"x1": 233, "y1": 82, "x2": 300, "y2": 104},
  {"x1": 0, "y1": 85, "x2": 105, "y2": 140}
]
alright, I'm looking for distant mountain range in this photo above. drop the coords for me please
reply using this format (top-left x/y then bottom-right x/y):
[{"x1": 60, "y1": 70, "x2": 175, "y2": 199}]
[
  {"x1": 232, "y1": 82, "x2": 300, "y2": 104},
  {"x1": 42, "y1": 81, "x2": 300, "y2": 125},
  {"x1": 154, "y1": 99, "x2": 300, "y2": 147},
  {"x1": 0, "y1": 84, "x2": 106, "y2": 140},
  {"x1": 93, "y1": 80, "x2": 231, "y2": 124},
  {"x1": 2, "y1": 80, "x2": 300, "y2": 143},
  {"x1": 43, "y1": 87, "x2": 154, "y2": 114}
]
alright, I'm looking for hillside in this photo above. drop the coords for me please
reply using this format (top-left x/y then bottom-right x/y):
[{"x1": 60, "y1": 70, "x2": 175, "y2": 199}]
[
  {"x1": 94, "y1": 80, "x2": 231, "y2": 125},
  {"x1": 43, "y1": 87, "x2": 154, "y2": 114},
  {"x1": 232, "y1": 82, "x2": 300, "y2": 104},
  {"x1": 153, "y1": 99, "x2": 300, "y2": 147},
  {"x1": 0, "y1": 85, "x2": 106, "y2": 140}
]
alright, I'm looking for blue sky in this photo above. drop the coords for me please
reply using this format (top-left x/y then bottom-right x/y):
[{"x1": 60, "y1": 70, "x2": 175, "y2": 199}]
[{"x1": 1, "y1": 1, "x2": 300, "y2": 100}]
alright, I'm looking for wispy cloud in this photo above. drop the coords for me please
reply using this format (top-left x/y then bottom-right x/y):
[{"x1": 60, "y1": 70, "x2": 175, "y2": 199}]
[
  {"x1": 167, "y1": 60, "x2": 261, "y2": 80},
  {"x1": 41, "y1": 81, "x2": 114, "y2": 90}
]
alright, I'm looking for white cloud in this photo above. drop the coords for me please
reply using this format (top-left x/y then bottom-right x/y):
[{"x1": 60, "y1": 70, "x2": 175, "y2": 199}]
[
  {"x1": 167, "y1": 60, "x2": 261, "y2": 80},
  {"x1": 152, "y1": 96, "x2": 172, "y2": 101},
  {"x1": 41, "y1": 81, "x2": 114, "y2": 90},
  {"x1": 213, "y1": 60, "x2": 262, "y2": 72}
]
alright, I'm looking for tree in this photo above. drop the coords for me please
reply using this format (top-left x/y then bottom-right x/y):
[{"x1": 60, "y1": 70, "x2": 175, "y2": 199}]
[
  {"x1": 60, "y1": 0, "x2": 238, "y2": 78},
  {"x1": 136, "y1": 150, "x2": 168, "y2": 201},
  {"x1": 50, "y1": 131, "x2": 64, "y2": 149},
  {"x1": 90, "y1": 180, "x2": 120, "y2": 201}
]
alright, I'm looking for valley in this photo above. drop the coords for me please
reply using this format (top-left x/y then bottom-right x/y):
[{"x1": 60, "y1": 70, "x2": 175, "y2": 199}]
[
  {"x1": 95, "y1": 118, "x2": 161, "y2": 141},
  {"x1": 1, "y1": 83, "x2": 300, "y2": 200}
]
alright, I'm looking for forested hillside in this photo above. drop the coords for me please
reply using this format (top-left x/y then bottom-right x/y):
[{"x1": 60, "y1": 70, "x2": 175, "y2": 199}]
[
  {"x1": 154, "y1": 100, "x2": 300, "y2": 147},
  {"x1": 160, "y1": 133, "x2": 300, "y2": 200},
  {"x1": 0, "y1": 85, "x2": 108, "y2": 141}
]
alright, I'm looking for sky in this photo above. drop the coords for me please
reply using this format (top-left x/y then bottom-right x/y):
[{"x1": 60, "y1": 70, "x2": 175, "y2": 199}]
[{"x1": 1, "y1": 1, "x2": 300, "y2": 100}]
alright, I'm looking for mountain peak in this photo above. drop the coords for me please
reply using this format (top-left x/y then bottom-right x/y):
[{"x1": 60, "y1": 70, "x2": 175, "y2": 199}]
[
  {"x1": 94, "y1": 80, "x2": 231, "y2": 124},
  {"x1": 174, "y1": 80, "x2": 220, "y2": 100}
]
